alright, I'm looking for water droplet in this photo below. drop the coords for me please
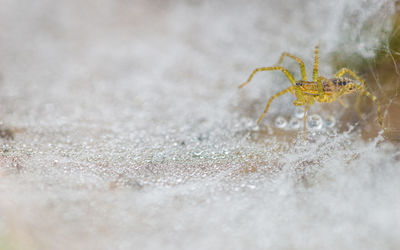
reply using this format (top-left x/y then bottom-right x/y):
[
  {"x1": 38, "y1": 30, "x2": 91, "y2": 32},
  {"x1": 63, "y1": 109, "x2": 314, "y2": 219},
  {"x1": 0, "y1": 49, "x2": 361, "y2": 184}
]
[
  {"x1": 289, "y1": 118, "x2": 301, "y2": 129},
  {"x1": 325, "y1": 115, "x2": 336, "y2": 128},
  {"x1": 307, "y1": 114, "x2": 323, "y2": 130},
  {"x1": 193, "y1": 151, "x2": 203, "y2": 157},
  {"x1": 274, "y1": 116, "x2": 287, "y2": 128},
  {"x1": 293, "y1": 107, "x2": 305, "y2": 119}
]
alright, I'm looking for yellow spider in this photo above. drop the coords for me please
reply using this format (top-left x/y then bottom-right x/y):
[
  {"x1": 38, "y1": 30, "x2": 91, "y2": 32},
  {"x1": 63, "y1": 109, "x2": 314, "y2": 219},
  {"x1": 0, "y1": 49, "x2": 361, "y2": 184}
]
[{"x1": 239, "y1": 44, "x2": 383, "y2": 139}]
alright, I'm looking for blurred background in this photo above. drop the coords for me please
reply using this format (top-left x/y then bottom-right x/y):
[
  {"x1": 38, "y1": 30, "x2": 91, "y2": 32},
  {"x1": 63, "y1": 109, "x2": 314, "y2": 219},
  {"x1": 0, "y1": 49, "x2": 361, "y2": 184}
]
[{"x1": 0, "y1": 1, "x2": 399, "y2": 250}]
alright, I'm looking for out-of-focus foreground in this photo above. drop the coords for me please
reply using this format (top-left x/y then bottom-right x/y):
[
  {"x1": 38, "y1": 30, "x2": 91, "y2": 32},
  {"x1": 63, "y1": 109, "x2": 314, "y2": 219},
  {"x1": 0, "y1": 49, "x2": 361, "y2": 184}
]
[{"x1": 0, "y1": 1, "x2": 399, "y2": 250}]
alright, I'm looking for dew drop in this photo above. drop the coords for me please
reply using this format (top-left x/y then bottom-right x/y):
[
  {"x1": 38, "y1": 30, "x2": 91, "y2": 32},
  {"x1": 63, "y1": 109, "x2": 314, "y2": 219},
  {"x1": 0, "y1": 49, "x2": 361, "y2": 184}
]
[
  {"x1": 289, "y1": 118, "x2": 301, "y2": 129},
  {"x1": 325, "y1": 115, "x2": 336, "y2": 128},
  {"x1": 193, "y1": 151, "x2": 203, "y2": 157},
  {"x1": 293, "y1": 107, "x2": 305, "y2": 119},
  {"x1": 275, "y1": 116, "x2": 287, "y2": 128},
  {"x1": 307, "y1": 114, "x2": 323, "y2": 130}
]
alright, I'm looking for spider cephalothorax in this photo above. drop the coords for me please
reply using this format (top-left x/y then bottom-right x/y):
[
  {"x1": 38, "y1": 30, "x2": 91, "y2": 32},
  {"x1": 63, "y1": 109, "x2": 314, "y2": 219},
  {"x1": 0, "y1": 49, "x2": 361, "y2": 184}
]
[{"x1": 239, "y1": 44, "x2": 382, "y2": 139}]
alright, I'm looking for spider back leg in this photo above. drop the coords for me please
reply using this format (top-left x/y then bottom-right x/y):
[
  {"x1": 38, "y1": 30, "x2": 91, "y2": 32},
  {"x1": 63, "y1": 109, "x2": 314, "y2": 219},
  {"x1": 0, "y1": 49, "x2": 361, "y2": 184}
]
[
  {"x1": 275, "y1": 53, "x2": 307, "y2": 81},
  {"x1": 257, "y1": 87, "x2": 293, "y2": 124},
  {"x1": 312, "y1": 43, "x2": 320, "y2": 81},
  {"x1": 239, "y1": 66, "x2": 296, "y2": 88}
]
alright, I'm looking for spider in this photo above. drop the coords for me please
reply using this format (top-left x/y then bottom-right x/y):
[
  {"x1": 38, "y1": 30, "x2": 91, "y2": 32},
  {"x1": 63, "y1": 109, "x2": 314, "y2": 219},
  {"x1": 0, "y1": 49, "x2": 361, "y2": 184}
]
[{"x1": 239, "y1": 43, "x2": 383, "y2": 139}]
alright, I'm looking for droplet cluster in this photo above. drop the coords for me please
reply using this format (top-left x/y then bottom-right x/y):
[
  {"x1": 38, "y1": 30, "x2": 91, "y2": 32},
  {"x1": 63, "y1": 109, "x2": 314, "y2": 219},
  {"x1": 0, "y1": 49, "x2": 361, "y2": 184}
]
[{"x1": 273, "y1": 107, "x2": 337, "y2": 131}]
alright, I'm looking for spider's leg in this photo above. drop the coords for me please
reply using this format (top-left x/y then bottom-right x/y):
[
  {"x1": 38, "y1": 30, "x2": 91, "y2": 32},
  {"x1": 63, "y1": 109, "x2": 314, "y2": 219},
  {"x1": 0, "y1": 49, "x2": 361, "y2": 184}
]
[
  {"x1": 312, "y1": 43, "x2": 320, "y2": 81},
  {"x1": 303, "y1": 103, "x2": 310, "y2": 140},
  {"x1": 337, "y1": 97, "x2": 348, "y2": 108},
  {"x1": 257, "y1": 87, "x2": 293, "y2": 124},
  {"x1": 239, "y1": 67, "x2": 296, "y2": 89},
  {"x1": 346, "y1": 84, "x2": 383, "y2": 128},
  {"x1": 316, "y1": 76, "x2": 332, "y2": 101},
  {"x1": 334, "y1": 82, "x2": 363, "y2": 117},
  {"x1": 334, "y1": 67, "x2": 366, "y2": 115},
  {"x1": 275, "y1": 53, "x2": 307, "y2": 80},
  {"x1": 355, "y1": 95, "x2": 365, "y2": 119},
  {"x1": 334, "y1": 68, "x2": 365, "y2": 87}
]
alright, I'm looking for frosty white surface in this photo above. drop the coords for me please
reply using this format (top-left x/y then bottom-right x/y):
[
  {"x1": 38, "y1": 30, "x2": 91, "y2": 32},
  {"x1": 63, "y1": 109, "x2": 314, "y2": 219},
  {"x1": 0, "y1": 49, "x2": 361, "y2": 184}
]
[{"x1": 0, "y1": 0, "x2": 398, "y2": 250}]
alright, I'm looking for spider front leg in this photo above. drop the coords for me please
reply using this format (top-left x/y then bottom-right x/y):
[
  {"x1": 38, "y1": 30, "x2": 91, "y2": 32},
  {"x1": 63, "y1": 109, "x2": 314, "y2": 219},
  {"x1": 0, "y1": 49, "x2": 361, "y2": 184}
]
[
  {"x1": 335, "y1": 68, "x2": 365, "y2": 86},
  {"x1": 337, "y1": 97, "x2": 348, "y2": 108},
  {"x1": 257, "y1": 87, "x2": 293, "y2": 124},
  {"x1": 340, "y1": 84, "x2": 383, "y2": 128},
  {"x1": 335, "y1": 68, "x2": 366, "y2": 117},
  {"x1": 275, "y1": 53, "x2": 307, "y2": 81},
  {"x1": 239, "y1": 66, "x2": 296, "y2": 89}
]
